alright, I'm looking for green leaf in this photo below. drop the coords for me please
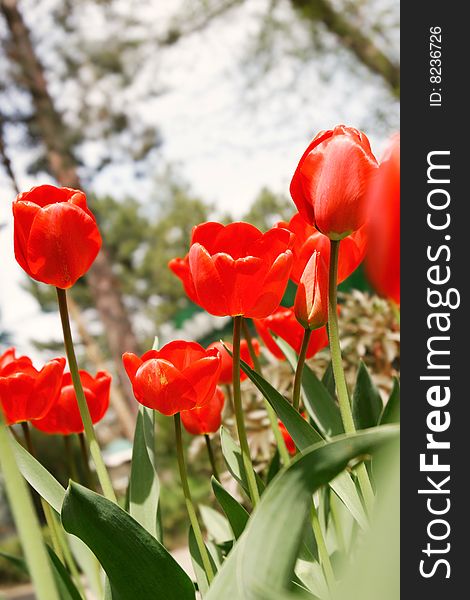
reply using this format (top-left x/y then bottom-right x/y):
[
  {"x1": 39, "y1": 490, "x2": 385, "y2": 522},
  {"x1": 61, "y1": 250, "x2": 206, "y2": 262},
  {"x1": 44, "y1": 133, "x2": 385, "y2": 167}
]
[
  {"x1": 199, "y1": 505, "x2": 232, "y2": 543},
  {"x1": 61, "y1": 482, "x2": 195, "y2": 600},
  {"x1": 352, "y1": 362, "x2": 384, "y2": 430},
  {"x1": 0, "y1": 550, "x2": 28, "y2": 575},
  {"x1": 379, "y1": 378, "x2": 400, "y2": 425},
  {"x1": 188, "y1": 526, "x2": 218, "y2": 597},
  {"x1": 10, "y1": 437, "x2": 65, "y2": 513},
  {"x1": 206, "y1": 426, "x2": 399, "y2": 599},
  {"x1": 47, "y1": 547, "x2": 82, "y2": 600},
  {"x1": 220, "y1": 428, "x2": 265, "y2": 498},
  {"x1": 266, "y1": 449, "x2": 281, "y2": 484},
  {"x1": 321, "y1": 362, "x2": 336, "y2": 399},
  {"x1": 274, "y1": 337, "x2": 343, "y2": 438},
  {"x1": 211, "y1": 477, "x2": 249, "y2": 539},
  {"x1": 239, "y1": 359, "x2": 367, "y2": 529},
  {"x1": 128, "y1": 406, "x2": 161, "y2": 540},
  {"x1": 66, "y1": 535, "x2": 103, "y2": 599}
]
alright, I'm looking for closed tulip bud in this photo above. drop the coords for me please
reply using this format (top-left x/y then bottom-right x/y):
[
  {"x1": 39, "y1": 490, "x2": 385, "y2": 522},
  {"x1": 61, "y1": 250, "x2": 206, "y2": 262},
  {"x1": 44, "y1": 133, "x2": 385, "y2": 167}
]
[
  {"x1": 0, "y1": 348, "x2": 65, "y2": 426},
  {"x1": 294, "y1": 251, "x2": 329, "y2": 330},
  {"x1": 180, "y1": 386, "x2": 225, "y2": 436},
  {"x1": 13, "y1": 185, "x2": 102, "y2": 289},
  {"x1": 290, "y1": 125, "x2": 377, "y2": 240},
  {"x1": 33, "y1": 370, "x2": 111, "y2": 435}
]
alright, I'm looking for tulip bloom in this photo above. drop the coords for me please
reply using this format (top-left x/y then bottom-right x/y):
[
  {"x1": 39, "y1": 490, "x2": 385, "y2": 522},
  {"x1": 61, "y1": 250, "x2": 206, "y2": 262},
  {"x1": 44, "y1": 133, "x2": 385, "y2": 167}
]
[
  {"x1": 168, "y1": 222, "x2": 293, "y2": 318},
  {"x1": 33, "y1": 370, "x2": 111, "y2": 435},
  {"x1": 254, "y1": 307, "x2": 329, "y2": 360},
  {"x1": 294, "y1": 251, "x2": 328, "y2": 330},
  {"x1": 290, "y1": 125, "x2": 377, "y2": 240},
  {"x1": 365, "y1": 134, "x2": 400, "y2": 305},
  {"x1": 0, "y1": 348, "x2": 65, "y2": 426},
  {"x1": 181, "y1": 386, "x2": 225, "y2": 436},
  {"x1": 208, "y1": 339, "x2": 260, "y2": 384},
  {"x1": 123, "y1": 341, "x2": 221, "y2": 416},
  {"x1": 277, "y1": 213, "x2": 367, "y2": 285},
  {"x1": 13, "y1": 185, "x2": 102, "y2": 289}
]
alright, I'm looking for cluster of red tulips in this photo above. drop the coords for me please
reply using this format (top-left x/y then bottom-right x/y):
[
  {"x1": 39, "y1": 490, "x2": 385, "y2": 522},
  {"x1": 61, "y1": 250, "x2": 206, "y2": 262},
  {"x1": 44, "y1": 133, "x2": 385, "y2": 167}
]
[{"x1": 0, "y1": 125, "x2": 399, "y2": 597}]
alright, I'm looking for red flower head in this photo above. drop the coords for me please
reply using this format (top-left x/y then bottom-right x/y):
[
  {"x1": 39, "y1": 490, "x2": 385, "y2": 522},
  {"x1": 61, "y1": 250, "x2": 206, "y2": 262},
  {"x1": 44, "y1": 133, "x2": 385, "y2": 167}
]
[
  {"x1": 365, "y1": 134, "x2": 400, "y2": 305},
  {"x1": 276, "y1": 213, "x2": 367, "y2": 285},
  {"x1": 0, "y1": 348, "x2": 65, "y2": 426},
  {"x1": 290, "y1": 125, "x2": 377, "y2": 240},
  {"x1": 123, "y1": 341, "x2": 221, "y2": 416},
  {"x1": 208, "y1": 339, "x2": 260, "y2": 384},
  {"x1": 168, "y1": 222, "x2": 294, "y2": 318},
  {"x1": 181, "y1": 386, "x2": 225, "y2": 436},
  {"x1": 13, "y1": 185, "x2": 102, "y2": 289},
  {"x1": 254, "y1": 307, "x2": 329, "y2": 360},
  {"x1": 294, "y1": 251, "x2": 329, "y2": 330},
  {"x1": 33, "y1": 370, "x2": 111, "y2": 435}
]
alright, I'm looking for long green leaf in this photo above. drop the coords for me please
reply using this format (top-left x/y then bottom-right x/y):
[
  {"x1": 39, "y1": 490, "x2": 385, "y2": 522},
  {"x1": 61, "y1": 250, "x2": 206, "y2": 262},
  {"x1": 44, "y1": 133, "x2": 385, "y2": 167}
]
[
  {"x1": 10, "y1": 436, "x2": 66, "y2": 513},
  {"x1": 275, "y1": 337, "x2": 343, "y2": 437},
  {"x1": 206, "y1": 426, "x2": 399, "y2": 599},
  {"x1": 47, "y1": 547, "x2": 82, "y2": 600},
  {"x1": 128, "y1": 406, "x2": 161, "y2": 539},
  {"x1": 61, "y1": 482, "x2": 195, "y2": 600},
  {"x1": 211, "y1": 477, "x2": 249, "y2": 539},
  {"x1": 239, "y1": 360, "x2": 367, "y2": 529},
  {"x1": 352, "y1": 361, "x2": 383, "y2": 430},
  {"x1": 188, "y1": 526, "x2": 218, "y2": 597},
  {"x1": 379, "y1": 377, "x2": 400, "y2": 425},
  {"x1": 220, "y1": 427, "x2": 265, "y2": 498}
]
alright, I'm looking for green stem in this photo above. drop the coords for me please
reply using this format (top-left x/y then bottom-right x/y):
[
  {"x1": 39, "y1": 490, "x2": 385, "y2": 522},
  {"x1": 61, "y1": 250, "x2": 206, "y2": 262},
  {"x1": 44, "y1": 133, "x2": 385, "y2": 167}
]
[
  {"x1": 204, "y1": 434, "x2": 220, "y2": 481},
  {"x1": 63, "y1": 435, "x2": 79, "y2": 482},
  {"x1": 311, "y1": 501, "x2": 335, "y2": 589},
  {"x1": 56, "y1": 288, "x2": 116, "y2": 503},
  {"x1": 78, "y1": 432, "x2": 95, "y2": 491},
  {"x1": 329, "y1": 490, "x2": 346, "y2": 555},
  {"x1": 327, "y1": 241, "x2": 374, "y2": 513},
  {"x1": 242, "y1": 319, "x2": 290, "y2": 466},
  {"x1": 292, "y1": 328, "x2": 312, "y2": 412},
  {"x1": 174, "y1": 414, "x2": 214, "y2": 583},
  {"x1": 232, "y1": 316, "x2": 260, "y2": 506},
  {"x1": 0, "y1": 418, "x2": 60, "y2": 600}
]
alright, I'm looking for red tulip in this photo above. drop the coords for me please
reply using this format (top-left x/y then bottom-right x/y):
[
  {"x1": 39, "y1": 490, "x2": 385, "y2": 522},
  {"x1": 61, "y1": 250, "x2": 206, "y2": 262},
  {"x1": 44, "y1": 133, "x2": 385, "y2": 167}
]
[
  {"x1": 0, "y1": 348, "x2": 65, "y2": 426},
  {"x1": 290, "y1": 125, "x2": 377, "y2": 240},
  {"x1": 276, "y1": 213, "x2": 367, "y2": 285},
  {"x1": 208, "y1": 339, "x2": 260, "y2": 384},
  {"x1": 254, "y1": 307, "x2": 329, "y2": 360},
  {"x1": 123, "y1": 341, "x2": 221, "y2": 416},
  {"x1": 33, "y1": 370, "x2": 111, "y2": 435},
  {"x1": 365, "y1": 134, "x2": 400, "y2": 305},
  {"x1": 294, "y1": 251, "x2": 329, "y2": 330},
  {"x1": 13, "y1": 185, "x2": 102, "y2": 289},
  {"x1": 168, "y1": 222, "x2": 293, "y2": 318},
  {"x1": 181, "y1": 386, "x2": 225, "y2": 435}
]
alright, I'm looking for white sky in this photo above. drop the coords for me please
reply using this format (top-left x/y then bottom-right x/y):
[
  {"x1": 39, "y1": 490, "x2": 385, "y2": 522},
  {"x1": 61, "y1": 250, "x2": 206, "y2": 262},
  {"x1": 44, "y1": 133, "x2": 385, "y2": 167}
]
[{"x1": 0, "y1": 0, "x2": 399, "y2": 360}]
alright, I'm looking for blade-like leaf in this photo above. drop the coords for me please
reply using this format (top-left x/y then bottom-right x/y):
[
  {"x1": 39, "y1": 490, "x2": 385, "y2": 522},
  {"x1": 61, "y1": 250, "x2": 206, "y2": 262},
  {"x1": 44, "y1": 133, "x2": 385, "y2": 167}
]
[
  {"x1": 239, "y1": 359, "x2": 367, "y2": 529},
  {"x1": 220, "y1": 427, "x2": 265, "y2": 498},
  {"x1": 199, "y1": 505, "x2": 232, "y2": 543},
  {"x1": 61, "y1": 482, "x2": 195, "y2": 600},
  {"x1": 188, "y1": 526, "x2": 218, "y2": 597},
  {"x1": 206, "y1": 426, "x2": 399, "y2": 599},
  {"x1": 211, "y1": 477, "x2": 249, "y2": 539},
  {"x1": 128, "y1": 406, "x2": 161, "y2": 540},
  {"x1": 47, "y1": 547, "x2": 82, "y2": 600},
  {"x1": 10, "y1": 437, "x2": 65, "y2": 513},
  {"x1": 379, "y1": 377, "x2": 400, "y2": 425},
  {"x1": 274, "y1": 337, "x2": 343, "y2": 437},
  {"x1": 321, "y1": 362, "x2": 336, "y2": 400},
  {"x1": 352, "y1": 361, "x2": 384, "y2": 430}
]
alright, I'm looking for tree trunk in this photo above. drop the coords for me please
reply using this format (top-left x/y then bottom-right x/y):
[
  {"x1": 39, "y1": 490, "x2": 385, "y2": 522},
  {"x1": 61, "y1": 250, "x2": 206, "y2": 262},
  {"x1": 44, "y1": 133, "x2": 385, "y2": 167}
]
[
  {"x1": 291, "y1": 0, "x2": 400, "y2": 96},
  {"x1": 1, "y1": 0, "x2": 139, "y2": 414}
]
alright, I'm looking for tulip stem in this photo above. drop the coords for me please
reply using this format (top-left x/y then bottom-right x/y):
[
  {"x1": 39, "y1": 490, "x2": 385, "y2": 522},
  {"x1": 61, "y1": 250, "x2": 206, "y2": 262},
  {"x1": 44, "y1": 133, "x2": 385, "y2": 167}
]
[
  {"x1": 242, "y1": 319, "x2": 290, "y2": 466},
  {"x1": 204, "y1": 434, "x2": 220, "y2": 481},
  {"x1": 232, "y1": 316, "x2": 260, "y2": 507},
  {"x1": 78, "y1": 432, "x2": 95, "y2": 491},
  {"x1": 292, "y1": 328, "x2": 312, "y2": 412},
  {"x1": 56, "y1": 288, "x2": 116, "y2": 503},
  {"x1": 311, "y1": 500, "x2": 335, "y2": 589},
  {"x1": 174, "y1": 414, "x2": 214, "y2": 583},
  {"x1": 328, "y1": 241, "x2": 374, "y2": 514},
  {"x1": 63, "y1": 435, "x2": 79, "y2": 482},
  {"x1": 0, "y1": 416, "x2": 60, "y2": 600}
]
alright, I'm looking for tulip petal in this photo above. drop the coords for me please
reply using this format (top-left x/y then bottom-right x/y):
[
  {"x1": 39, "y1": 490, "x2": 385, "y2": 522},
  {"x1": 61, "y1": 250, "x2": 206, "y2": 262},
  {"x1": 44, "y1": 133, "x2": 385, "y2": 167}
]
[
  {"x1": 12, "y1": 201, "x2": 41, "y2": 275},
  {"x1": 157, "y1": 340, "x2": 209, "y2": 371},
  {"x1": 246, "y1": 251, "x2": 293, "y2": 318},
  {"x1": 123, "y1": 353, "x2": 143, "y2": 383},
  {"x1": 26, "y1": 202, "x2": 102, "y2": 288},
  {"x1": 182, "y1": 354, "x2": 222, "y2": 407},
  {"x1": 0, "y1": 373, "x2": 36, "y2": 425},
  {"x1": 168, "y1": 256, "x2": 199, "y2": 304},
  {"x1": 188, "y1": 244, "x2": 230, "y2": 316}
]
